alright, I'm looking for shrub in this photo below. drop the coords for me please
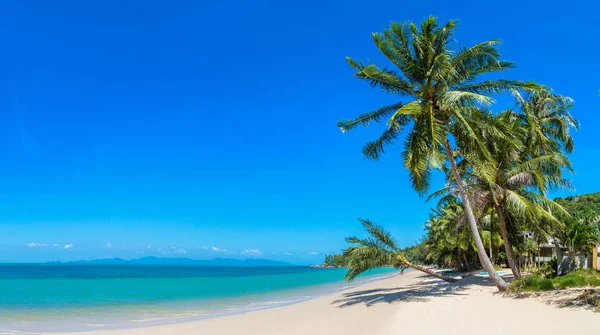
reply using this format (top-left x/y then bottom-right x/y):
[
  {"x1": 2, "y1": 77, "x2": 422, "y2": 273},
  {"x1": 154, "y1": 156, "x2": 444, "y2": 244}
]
[
  {"x1": 538, "y1": 279, "x2": 555, "y2": 290},
  {"x1": 548, "y1": 257, "x2": 558, "y2": 276},
  {"x1": 511, "y1": 269, "x2": 600, "y2": 292},
  {"x1": 512, "y1": 275, "x2": 555, "y2": 292},
  {"x1": 532, "y1": 262, "x2": 554, "y2": 279}
]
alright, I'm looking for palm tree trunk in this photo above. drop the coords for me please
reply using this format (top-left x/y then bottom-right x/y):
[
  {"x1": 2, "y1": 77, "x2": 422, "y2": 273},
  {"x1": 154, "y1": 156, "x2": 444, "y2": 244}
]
[
  {"x1": 463, "y1": 252, "x2": 470, "y2": 271},
  {"x1": 530, "y1": 252, "x2": 534, "y2": 268},
  {"x1": 494, "y1": 204, "x2": 521, "y2": 278},
  {"x1": 443, "y1": 137, "x2": 508, "y2": 291},
  {"x1": 407, "y1": 261, "x2": 457, "y2": 282},
  {"x1": 489, "y1": 229, "x2": 494, "y2": 264}
]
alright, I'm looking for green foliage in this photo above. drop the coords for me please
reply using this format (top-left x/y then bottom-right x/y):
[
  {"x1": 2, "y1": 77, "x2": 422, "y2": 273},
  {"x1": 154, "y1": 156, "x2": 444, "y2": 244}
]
[
  {"x1": 337, "y1": 16, "x2": 580, "y2": 290},
  {"x1": 555, "y1": 192, "x2": 600, "y2": 220},
  {"x1": 400, "y1": 242, "x2": 427, "y2": 265},
  {"x1": 338, "y1": 15, "x2": 539, "y2": 195},
  {"x1": 511, "y1": 269, "x2": 600, "y2": 292},
  {"x1": 423, "y1": 200, "x2": 477, "y2": 270},
  {"x1": 548, "y1": 257, "x2": 558, "y2": 275},
  {"x1": 343, "y1": 218, "x2": 457, "y2": 283},
  {"x1": 323, "y1": 254, "x2": 349, "y2": 267},
  {"x1": 531, "y1": 262, "x2": 554, "y2": 278},
  {"x1": 551, "y1": 212, "x2": 600, "y2": 267},
  {"x1": 343, "y1": 219, "x2": 403, "y2": 281},
  {"x1": 512, "y1": 275, "x2": 555, "y2": 292},
  {"x1": 553, "y1": 270, "x2": 600, "y2": 289}
]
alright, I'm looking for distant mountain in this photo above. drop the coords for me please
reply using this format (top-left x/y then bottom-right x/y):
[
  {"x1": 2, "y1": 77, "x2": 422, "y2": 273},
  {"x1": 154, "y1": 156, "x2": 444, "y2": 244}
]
[{"x1": 49, "y1": 256, "x2": 292, "y2": 267}]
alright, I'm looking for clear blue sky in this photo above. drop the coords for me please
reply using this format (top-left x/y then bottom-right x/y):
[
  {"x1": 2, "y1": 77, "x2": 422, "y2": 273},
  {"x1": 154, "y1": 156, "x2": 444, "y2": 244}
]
[{"x1": 0, "y1": 0, "x2": 598, "y2": 264}]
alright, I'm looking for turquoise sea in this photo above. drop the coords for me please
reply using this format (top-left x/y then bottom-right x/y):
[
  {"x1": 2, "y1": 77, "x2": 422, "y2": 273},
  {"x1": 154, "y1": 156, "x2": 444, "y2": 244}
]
[{"x1": 0, "y1": 265, "x2": 399, "y2": 333}]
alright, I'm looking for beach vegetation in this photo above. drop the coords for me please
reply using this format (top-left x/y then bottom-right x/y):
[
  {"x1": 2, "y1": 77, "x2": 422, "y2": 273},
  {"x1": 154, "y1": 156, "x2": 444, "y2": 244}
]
[
  {"x1": 344, "y1": 218, "x2": 457, "y2": 282},
  {"x1": 337, "y1": 15, "x2": 545, "y2": 291},
  {"x1": 511, "y1": 269, "x2": 600, "y2": 292},
  {"x1": 323, "y1": 254, "x2": 350, "y2": 267},
  {"x1": 338, "y1": 15, "x2": 586, "y2": 291}
]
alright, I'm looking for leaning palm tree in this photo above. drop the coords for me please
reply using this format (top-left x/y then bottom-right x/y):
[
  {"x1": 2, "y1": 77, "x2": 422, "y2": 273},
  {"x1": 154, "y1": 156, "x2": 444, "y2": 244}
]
[
  {"x1": 338, "y1": 16, "x2": 540, "y2": 290},
  {"x1": 344, "y1": 218, "x2": 457, "y2": 282},
  {"x1": 432, "y1": 111, "x2": 569, "y2": 278}
]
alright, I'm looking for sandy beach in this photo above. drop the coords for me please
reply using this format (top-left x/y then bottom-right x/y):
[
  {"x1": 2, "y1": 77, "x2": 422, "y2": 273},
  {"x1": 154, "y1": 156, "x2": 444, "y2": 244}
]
[{"x1": 61, "y1": 270, "x2": 599, "y2": 335}]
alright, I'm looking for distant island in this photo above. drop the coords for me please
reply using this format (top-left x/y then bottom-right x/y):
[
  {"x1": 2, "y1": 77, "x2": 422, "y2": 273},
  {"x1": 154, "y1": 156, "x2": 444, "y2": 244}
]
[{"x1": 45, "y1": 256, "x2": 292, "y2": 267}]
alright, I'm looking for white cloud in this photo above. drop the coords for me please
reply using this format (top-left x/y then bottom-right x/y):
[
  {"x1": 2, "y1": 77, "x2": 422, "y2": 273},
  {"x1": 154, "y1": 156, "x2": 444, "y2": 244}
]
[
  {"x1": 135, "y1": 251, "x2": 145, "y2": 255},
  {"x1": 211, "y1": 247, "x2": 227, "y2": 253},
  {"x1": 202, "y1": 246, "x2": 208, "y2": 250},
  {"x1": 63, "y1": 244, "x2": 74, "y2": 249},
  {"x1": 146, "y1": 246, "x2": 151, "y2": 249},
  {"x1": 309, "y1": 252, "x2": 319, "y2": 255},
  {"x1": 174, "y1": 248, "x2": 187, "y2": 254},
  {"x1": 105, "y1": 242, "x2": 112, "y2": 248},
  {"x1": 26, "y1": 243, "x2": 48, "y2": 248},
  {"x1": 241, "y1": 249, "x2": 263, "y2": 256},
  {"x1": 283, "y1": 252, "x2": 293, "y2": 256},
  {"x1": 53, "y1": 243, "x2": 59, "y2": 247}
]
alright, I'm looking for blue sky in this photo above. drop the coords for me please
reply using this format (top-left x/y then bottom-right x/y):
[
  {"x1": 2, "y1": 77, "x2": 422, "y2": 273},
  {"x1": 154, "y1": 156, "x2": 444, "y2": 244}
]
[{"x1": 0, "y1": 1, "x2": 598, "y2": 264}]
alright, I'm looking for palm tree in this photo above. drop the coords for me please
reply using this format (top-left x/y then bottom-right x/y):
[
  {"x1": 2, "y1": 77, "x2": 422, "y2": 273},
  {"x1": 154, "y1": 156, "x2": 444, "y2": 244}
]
[
  {"x1": 515, "y1": 89, "x2": 578, "y2": 159},
  {"x1": 558, "y1": 214, "x2": 600, "y2": 272},
  {"x1": 514, "y1": 90, "x2": 578, "y2": 274},
  {"x1": 337, "y1": 16, "x2": 539, "y2": 291},
  {"x1": 344, "y1": 218, "x2": 457, "y2": 282},
  {"x1": 424, "y1": 200, "x2": 474, "y2": 271},
  {"x1": 522, "y1": 236, "x2": 539, "y2": 268},
  {"x1": 480, "y1": 209, "x2": 502, "y2": 265},
  {"x1": 433, "y1": 111, "x2": 569, "y2": 278}
]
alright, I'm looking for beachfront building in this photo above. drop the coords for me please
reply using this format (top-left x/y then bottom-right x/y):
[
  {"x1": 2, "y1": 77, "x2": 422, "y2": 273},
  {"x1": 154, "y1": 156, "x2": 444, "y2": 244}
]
[{"x1": 532, "y1": 235, "x2": 599, "y2": 270}]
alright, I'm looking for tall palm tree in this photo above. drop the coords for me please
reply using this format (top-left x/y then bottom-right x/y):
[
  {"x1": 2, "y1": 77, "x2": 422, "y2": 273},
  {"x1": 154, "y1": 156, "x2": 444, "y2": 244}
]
[
  {"x1": 433, "y1": 111, "x2": 569, "y2": 278},
  {"x1": 344, "y1": 218, "x2": 457, "y2": 282},
  {"x1": 338, "y1": 17, "x2": 539, "y2": 290},
  {"x1": 514, "y1": 90, "x2": 578, "y2": 275},
  {"x1": 515, "y1": 89, "x2": 578, "y2": 159}
]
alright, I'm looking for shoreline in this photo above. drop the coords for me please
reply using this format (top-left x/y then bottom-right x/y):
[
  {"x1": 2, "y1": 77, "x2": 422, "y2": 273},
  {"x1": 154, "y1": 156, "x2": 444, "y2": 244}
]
[
  {"x1": 60, "y1": 270, "x2": 600, "y2": 335},
  {"x1": 56, "y1": 270, "x2": 424, "y2": 335},
  {"x1": 5, "y1": 269, "x2": 599, "y2": 335},
  {"x1": 1, "y1": 268, "x2": 404, "y2": 334}
]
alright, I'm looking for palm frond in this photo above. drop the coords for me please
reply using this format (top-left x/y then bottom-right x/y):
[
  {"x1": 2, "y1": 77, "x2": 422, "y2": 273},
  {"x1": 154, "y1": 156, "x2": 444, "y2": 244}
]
[
  {"x1": 337, "y1": 102, "x2": 404, "y2": 133},
  {"x1": 361, "y1": 120, "x2": 403, "y2": 160},
  {"x1": 358, "y1": 218, "x2": 398, "y2": 251}
]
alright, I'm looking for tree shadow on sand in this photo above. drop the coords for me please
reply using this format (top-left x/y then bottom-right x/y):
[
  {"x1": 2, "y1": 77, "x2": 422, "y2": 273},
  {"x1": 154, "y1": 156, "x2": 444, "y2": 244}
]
[{"x1": 331, "y1": 273, "x2": 497, "y2": 308}]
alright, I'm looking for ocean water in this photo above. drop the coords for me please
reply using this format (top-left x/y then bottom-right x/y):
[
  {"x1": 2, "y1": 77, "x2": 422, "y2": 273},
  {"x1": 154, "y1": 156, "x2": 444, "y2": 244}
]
[{"x1": 0, "y1": 265, "x2": 399, "y2": 333}]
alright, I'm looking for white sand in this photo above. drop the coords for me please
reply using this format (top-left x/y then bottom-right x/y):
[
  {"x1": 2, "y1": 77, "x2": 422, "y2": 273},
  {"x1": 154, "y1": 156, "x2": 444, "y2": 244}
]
[{"x1": 65, "y1": 271, "x2": 599, "y2": 335}]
